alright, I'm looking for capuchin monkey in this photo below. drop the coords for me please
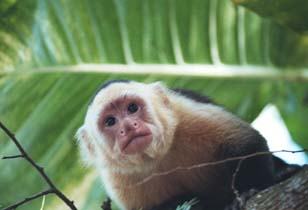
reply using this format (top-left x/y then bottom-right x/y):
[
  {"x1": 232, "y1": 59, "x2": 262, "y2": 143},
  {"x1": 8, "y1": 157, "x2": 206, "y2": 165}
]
[{"x1": 76, "y1": 80, "x2": 299, "y2": 210}]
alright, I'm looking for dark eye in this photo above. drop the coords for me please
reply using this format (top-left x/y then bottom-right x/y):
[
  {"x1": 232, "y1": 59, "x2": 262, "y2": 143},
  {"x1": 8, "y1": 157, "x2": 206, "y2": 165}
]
[
  {"x1": 105, "y1": 116, "x2": 116, "y2": 127},
  {"x1": 127, "y1": 103, "x2": 139, "y2": 113}
]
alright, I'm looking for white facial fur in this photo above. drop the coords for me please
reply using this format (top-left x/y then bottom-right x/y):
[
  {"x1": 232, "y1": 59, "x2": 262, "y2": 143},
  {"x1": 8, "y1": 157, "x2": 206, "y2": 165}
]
[{"x1": 76, "y1": 81, "x2": 178, "y2": 174}]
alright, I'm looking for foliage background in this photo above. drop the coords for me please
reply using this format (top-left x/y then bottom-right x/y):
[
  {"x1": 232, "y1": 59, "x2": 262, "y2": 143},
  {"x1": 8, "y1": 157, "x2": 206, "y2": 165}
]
[{"x1": 0, "y1": 0, "x2": 308, "y2": 209}]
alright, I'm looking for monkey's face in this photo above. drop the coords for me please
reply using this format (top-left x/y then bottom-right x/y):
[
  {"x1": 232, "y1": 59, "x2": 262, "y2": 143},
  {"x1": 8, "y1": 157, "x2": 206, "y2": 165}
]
[
  {"x1": 98, "y1": 95, "x2": 153, "y2": 155},
  {"x1": 77, "y1": 81, "x2": 177, "y2": 173}
]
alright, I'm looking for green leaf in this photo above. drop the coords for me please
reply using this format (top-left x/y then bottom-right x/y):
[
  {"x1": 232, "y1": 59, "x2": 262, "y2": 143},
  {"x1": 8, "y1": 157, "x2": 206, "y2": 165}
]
[
  {"x1": 233, "y1": 0, "x2": 308, "y2": 33},
  {"x1": 275, "y1": 82, "x2": 308, "y2": 150},
  {"x1": 0, "y1": 0, "x2": 308, "y2": 210}
]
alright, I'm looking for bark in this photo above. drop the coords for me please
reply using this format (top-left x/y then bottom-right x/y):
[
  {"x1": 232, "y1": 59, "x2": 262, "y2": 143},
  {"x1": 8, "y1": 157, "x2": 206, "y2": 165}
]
[{"x1": 244, "y1": 165, "x2": 308, "y2": 210}]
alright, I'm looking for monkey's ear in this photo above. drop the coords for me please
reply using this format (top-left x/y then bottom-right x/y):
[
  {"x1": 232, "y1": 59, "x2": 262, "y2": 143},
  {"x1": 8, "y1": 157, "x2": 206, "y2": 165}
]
[
  {"x1": 151, "y1": 81, "x2": 165, "y2": 90},
  {"x1": 151, "y1": 81, "x2": 170, "y2": 105},
  {"x1": 76, "y1": 125, "x2": 96, "y2": 166}
]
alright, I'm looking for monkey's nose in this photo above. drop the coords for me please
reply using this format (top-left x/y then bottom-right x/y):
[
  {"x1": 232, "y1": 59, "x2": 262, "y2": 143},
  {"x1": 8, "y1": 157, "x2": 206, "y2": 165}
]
[
  {"x1": 119, "y1": 119, "x2": 139, "y2": 136},
  {"x1": 133, "y1": 121, "x2": 138, "y2": 128}
]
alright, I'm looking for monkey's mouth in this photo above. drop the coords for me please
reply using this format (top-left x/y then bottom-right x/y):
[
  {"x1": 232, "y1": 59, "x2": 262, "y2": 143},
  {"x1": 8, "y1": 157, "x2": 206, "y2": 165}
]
[{"x1": 121, "y1": 132, "x2": 153, "y2": 155}]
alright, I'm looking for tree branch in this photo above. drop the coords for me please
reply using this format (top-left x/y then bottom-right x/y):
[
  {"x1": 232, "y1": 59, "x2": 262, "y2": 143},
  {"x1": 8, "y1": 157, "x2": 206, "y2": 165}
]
[
  {"x1": 245, "y1": 166, "x2": 308, "y2": 210},
  {"x1": 0, "y1": 121, "x2": 78, "y2": 210}
]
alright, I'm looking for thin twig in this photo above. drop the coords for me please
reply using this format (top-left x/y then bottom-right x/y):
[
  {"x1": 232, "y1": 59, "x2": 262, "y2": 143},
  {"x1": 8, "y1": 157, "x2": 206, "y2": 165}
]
[
  {"x1": 231, "y1": 159, "x2": 245, "y2": 209},
  {"x1": 0, "y1": 121, "x2": 78, "y2": 210},
  {"x1": 2, "y1": 154, "x2": 24, "y2": 159},
  {"x1": 130, "y1": 149, "x2": 307, "y2": 188},
  {"x1": 3, "y1": 189, "x2": 54, "y2": 210}
]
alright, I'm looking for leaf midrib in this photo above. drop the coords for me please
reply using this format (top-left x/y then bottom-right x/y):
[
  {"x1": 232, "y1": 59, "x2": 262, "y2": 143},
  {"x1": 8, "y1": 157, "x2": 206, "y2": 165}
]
[{"x1": 2, "y1": 64, "x2": 308, "y2": 81}]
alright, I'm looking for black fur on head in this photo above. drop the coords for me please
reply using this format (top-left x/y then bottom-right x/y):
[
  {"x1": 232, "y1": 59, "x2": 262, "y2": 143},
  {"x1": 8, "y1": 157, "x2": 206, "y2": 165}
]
[
  {"x1": 89, "y1": 80, "x2": 131, "y2": 104},
  {"x1": 172, "y1": 88, "x2": 214, "y2": 104}
]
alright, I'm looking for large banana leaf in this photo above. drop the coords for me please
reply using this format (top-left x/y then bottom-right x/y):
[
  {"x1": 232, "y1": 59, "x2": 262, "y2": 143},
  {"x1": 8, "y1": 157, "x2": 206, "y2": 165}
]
[{"x1": 0, "y1": 0, "x2": 308, "y2": 209}]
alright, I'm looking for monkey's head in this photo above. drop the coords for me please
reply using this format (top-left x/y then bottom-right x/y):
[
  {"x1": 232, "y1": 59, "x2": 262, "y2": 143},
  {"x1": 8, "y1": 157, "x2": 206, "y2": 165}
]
[{"x1": 76, "y1": 80, "x2": 177, "y2": 173}]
